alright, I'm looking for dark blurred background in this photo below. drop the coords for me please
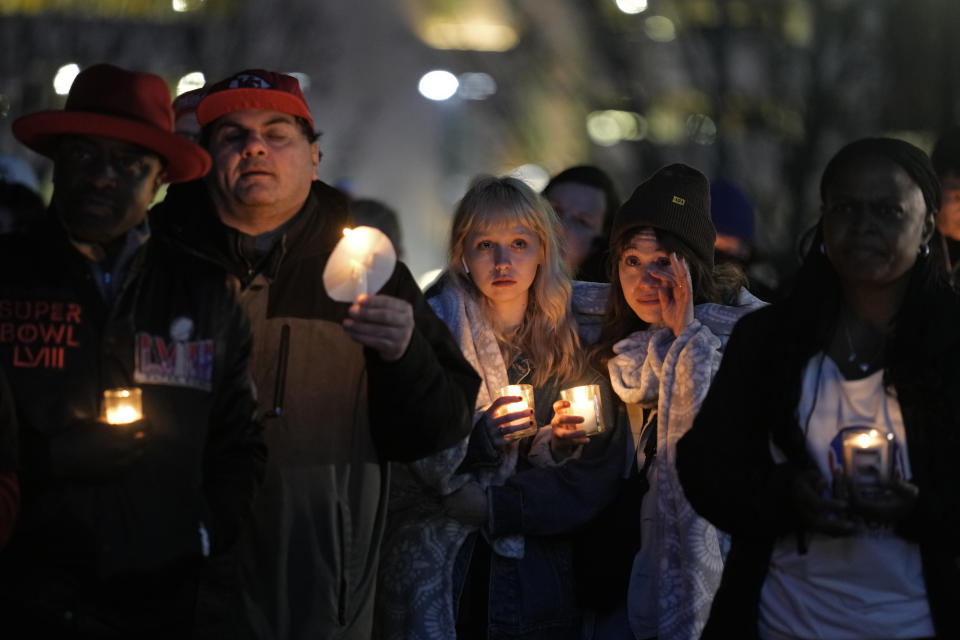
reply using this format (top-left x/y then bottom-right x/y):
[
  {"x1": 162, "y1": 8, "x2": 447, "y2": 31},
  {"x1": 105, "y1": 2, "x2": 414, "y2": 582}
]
[{"x1": 1, "y1": 0, "x2": 958, "y2": 284}]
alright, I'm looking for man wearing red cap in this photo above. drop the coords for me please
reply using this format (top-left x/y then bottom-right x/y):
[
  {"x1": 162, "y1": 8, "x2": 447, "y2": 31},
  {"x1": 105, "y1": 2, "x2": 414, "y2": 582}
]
[
  {"x1": 0, "y1": 64, "x2": 265, "y2": 636},
  {"x1": 154, "y1": 69, "x2": 480, "y2": 639}
]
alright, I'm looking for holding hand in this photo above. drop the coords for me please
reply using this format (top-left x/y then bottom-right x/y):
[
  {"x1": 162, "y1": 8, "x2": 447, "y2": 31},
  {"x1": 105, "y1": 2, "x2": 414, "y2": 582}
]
[
  {"x1": 480, "y1": 396, "x2": 535, "y2": 450},
  {"x1": 343, "y1": 294, "x2": 414, "y2": 362},
  {"x1": 650, "y1": 253, "x2": 694, "y2": 338},
  {"x1": 844, "y1": 476, "x2": 919, "y2": 525},
  {"x1": 49, "y1": 418, "x2": 149, "y2": 481},
  {"x1": 549, "y1": 399, "x2": 589, "y2": 460},
  {"x1": 792, "y1": 468, "x2": 857, "y2": 536}
]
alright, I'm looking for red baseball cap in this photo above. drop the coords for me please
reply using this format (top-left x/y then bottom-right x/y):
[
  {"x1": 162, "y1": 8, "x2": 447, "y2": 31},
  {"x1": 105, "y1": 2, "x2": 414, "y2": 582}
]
[
  {"x1": 12, "y1": 64, "x2": 211, "y2": 183},
  {"x1": 196, "y1": 69, "x2": 314, "y2": 129}
]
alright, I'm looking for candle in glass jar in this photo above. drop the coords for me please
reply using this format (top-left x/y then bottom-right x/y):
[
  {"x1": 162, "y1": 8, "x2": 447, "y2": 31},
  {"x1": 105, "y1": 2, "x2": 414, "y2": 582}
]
[
  {"x1": 841, "y1": 427, "x2": 894, "y2": 485},
  {"x1": 495, "y1": 384, "x2": 537, "y2": 441},
  {"x1": 560, "y1": 384, "x2": 604, "y2": 436},
  {"x1": 103, "y1": 387, "x2": 143, "y2": 425}
]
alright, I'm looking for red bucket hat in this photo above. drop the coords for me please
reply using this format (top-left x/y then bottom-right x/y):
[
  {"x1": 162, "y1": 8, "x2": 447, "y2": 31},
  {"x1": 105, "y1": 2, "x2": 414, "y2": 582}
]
[
  {"x1": 12, "y1": 64, "x2": 211, "y2": 183},
  {"x1": 196, "y1": 69, "x2": 314, "y2": 129}
]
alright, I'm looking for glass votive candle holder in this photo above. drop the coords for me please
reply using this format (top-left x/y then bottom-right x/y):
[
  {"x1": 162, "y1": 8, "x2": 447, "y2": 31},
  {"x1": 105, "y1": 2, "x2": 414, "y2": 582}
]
[
  {"x1": 558, "y1": 384, "x2": 605, "y2": 436},
  {"x1": 103, "y1": 387, "x2": 143, "y2": 425},
  {"x1": 839, "y1": 426, "x2": 895, "y2": 487},
  {"x1": 494, "y1": 384, "x2": 537, "y2": 441}
]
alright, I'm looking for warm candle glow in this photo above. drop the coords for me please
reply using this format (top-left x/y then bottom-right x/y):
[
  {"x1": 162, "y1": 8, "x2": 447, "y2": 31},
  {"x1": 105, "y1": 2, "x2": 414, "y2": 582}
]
[
  {"x1": 103, "y1": 387, "x2": 143, "y2": 425},
  {"x1": 840, "y1": 426, "x2": 892, "y2": 485},
  {"x1": 343, "y1": 227, "x2": 374, "y2": 296},
  {"x1": 495, "y1": 384, "x2": 536, "y2": 441},
  {"x1": 560, "y1": 385, "x2": 604, "y2": 436},
  {"x1": 323, "y1": 225, "x2": 397, "y2": 303},
  {"x1": 106, "y1": 405, "x2": 141, "y2": 424}
]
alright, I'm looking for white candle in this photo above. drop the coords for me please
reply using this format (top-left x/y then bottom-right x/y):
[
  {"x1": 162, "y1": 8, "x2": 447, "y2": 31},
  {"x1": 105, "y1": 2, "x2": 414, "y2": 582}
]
[
  {"x1": 496, "y1": 384, "x2": 537, "y2": 441},
  {"x1": 560, "y1": 385, "x2": 604, "y2": 436},
  {"x1": 343, "y1": 228, "x2": 372, "y2": 298},
  {"x1": 323, "y1": 226, "x2": 397, "y2": 303},
  {"x1": 103, "y1": 387, "x2": 143, "y2": 425}
]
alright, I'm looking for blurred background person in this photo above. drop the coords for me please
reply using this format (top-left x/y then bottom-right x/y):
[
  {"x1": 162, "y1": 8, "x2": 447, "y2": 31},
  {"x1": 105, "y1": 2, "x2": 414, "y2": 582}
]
[
  {"x1": 543, "y1": 165, "x2": 620, "y2": 282},
  {"x1": 350, "y1": 197, "x2": 405, "y2": 260},
  {"x1": 710, "y1": 177, "x2": 778, "y2": 301},
  {"x1": 930, "y1": 125, "x2": 960, "y2": 287},
  {"x1": 171, "y1": 87, "x2": 206, "y2": 144},
  {"x1": 678, "y1": 137, "x2": 957, "y2": 639},
  {"x1": 0, "y1": 154, "x2": 45, "y2": 235}
]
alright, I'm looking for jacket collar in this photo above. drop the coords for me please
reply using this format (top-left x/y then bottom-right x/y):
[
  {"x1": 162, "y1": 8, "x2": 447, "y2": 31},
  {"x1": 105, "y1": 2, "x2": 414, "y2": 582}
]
[{"x1": 154, "y1": 178, "x2": 351, "y2": 282}]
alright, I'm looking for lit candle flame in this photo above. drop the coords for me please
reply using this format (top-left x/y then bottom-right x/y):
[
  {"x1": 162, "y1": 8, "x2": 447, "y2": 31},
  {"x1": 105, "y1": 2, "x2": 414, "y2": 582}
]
[
  {"x1": 103, "y1": 387, "x2": 143, "y2": 425},
  {"x1": 855, "y1": 430, "x2": 883, "y2": 449},
  {"x1": 106, "y1": 405, "x2": 141, "y2": 425}
]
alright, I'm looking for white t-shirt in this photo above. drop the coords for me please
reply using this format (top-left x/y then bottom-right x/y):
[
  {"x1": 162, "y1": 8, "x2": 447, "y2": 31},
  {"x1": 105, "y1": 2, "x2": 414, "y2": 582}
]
[{"x1": 759, "y1": 354, "x2": 934, "y2": 640}]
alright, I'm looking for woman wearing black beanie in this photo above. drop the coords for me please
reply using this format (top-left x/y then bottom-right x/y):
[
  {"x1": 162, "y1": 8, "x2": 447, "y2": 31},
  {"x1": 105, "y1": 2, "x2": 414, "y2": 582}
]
[{"x1": 579, "y1": 163, "x2": 763, "y2": 640}]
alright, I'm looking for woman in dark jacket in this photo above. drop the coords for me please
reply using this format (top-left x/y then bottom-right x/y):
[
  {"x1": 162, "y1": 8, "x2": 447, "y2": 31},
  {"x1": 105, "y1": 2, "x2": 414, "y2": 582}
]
[{"x1": 677, "y1": 137, "x2": 960, "y2": 639}]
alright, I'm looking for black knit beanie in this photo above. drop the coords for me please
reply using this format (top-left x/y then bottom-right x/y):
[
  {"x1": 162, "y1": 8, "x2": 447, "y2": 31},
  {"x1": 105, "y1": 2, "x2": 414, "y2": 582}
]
[{"x1": 611, "y1": 163, "x2": 716, "y2": 265}]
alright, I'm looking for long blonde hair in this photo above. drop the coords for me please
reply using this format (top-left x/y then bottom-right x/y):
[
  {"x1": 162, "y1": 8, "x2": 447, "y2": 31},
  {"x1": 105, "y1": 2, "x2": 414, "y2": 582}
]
[{"x1": 448, "y1": 175, "x2": 583, "y2": 386}]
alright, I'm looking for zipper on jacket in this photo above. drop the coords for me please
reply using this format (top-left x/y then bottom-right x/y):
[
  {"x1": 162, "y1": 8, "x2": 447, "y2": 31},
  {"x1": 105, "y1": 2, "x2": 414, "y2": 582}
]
[
  {"x1": 262, "y1": 323, "x2": 290, "y2": 420},
  {"x1": 337, "y1": 501, "x2": 348, "y2": 626}
]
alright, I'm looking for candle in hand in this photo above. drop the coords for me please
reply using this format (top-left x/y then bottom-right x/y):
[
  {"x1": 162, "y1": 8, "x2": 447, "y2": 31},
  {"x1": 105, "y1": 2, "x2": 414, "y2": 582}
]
[
  {"x1": 841, "y1": 427, "x2": 894, "y2": 485},
  {"x1": 495, "y1": 384, "x2": 537, "y2": 441},
  {"x1": 559, "y1": 385, "x2": 604, "y2": 436},
  {"x1": 322, "y1": 225, "x2": 397, "y2": 302},
  {"x1": 103, "y1": 387, "x2": 143, "y2": 425},
  {"x1": 342, "y1": 227, "x2": 372, "y2": 297}
]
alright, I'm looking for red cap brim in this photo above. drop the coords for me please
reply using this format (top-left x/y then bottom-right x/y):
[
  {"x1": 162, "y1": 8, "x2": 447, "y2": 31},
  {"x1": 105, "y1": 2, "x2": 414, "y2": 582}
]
[
  {"x1": 12, "y1": 110, "x2": 211, "y2": 183},
  {"x1": 196, "y1": 88, "x2": 314, "y2": 129}
]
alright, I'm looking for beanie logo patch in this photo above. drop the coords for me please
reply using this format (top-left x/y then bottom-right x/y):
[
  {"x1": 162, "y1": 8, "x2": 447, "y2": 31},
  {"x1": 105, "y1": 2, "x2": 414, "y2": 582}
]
[
  {"x1": 229, "y1": 73, "x2": 272, "y2": 90},
  {"x1": 672, "y1": 195, "x2": 686, "y2": 205}
]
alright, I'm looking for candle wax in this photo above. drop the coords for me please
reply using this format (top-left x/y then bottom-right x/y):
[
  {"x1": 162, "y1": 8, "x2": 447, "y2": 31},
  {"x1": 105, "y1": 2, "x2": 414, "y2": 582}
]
[{"x1": 568, "y1": 401, "x2": 599, "y2": 435}]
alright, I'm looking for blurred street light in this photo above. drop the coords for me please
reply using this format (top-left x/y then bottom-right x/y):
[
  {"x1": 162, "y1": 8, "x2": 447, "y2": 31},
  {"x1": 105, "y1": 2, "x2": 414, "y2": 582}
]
[
  {"x1": 458, "y1": 72, "x2": 497, "y2": 100},
  {"x1": 615, "y1": 0, "x2": 648, "y2": 15},
  {"x1": 507, "y1": 163, "x2": 549, "y2": 191},
  {"x1": 172, "y1": 0, "x2": 205, "y2": 12},
  {"x1": 176, "y1": 71, "x2": 205, "y2": 96},
  {"x1": 645, "y1": 15, "x2": 677, "y2": 42},
  {"x1": 419, "y1": 70, "x2": 459, "y2": 101},
  {"x1": 586, "y1": 110, "x2": 647, "y2": 146},
  {"x1": 53, "y1": 63, "x2": 80, "y2": 96}
]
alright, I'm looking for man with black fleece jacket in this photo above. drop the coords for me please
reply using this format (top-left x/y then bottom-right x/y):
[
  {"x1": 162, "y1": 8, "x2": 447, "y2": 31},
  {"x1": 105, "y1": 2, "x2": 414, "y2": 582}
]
[{"x1": 153, "y1": 69, "x2": 480, "y2": 640}]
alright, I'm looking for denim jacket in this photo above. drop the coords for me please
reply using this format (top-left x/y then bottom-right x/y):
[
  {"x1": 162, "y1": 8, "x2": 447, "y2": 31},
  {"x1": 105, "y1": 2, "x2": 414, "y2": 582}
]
[{"x1": 456, "y1": 363, "x2": 627, "y2": 639}]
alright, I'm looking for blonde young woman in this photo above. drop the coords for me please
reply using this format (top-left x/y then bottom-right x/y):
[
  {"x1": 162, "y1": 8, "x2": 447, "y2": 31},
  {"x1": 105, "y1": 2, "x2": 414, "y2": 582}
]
[{"x1": 375, "y1": 176, "x2": 624, "y2": 640}]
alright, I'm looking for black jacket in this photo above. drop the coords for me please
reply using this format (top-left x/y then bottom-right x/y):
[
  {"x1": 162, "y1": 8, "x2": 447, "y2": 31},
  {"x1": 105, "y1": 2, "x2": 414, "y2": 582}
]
[
  {"x1": 676, "y1": 293, "x2": 960, "y2": 639},
  {"x1": 0, "y1": 219, "x2": 265, "y2": 635},
  {"x1": 154, "y1": 179, "x2": 480, "y2": 639}
]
